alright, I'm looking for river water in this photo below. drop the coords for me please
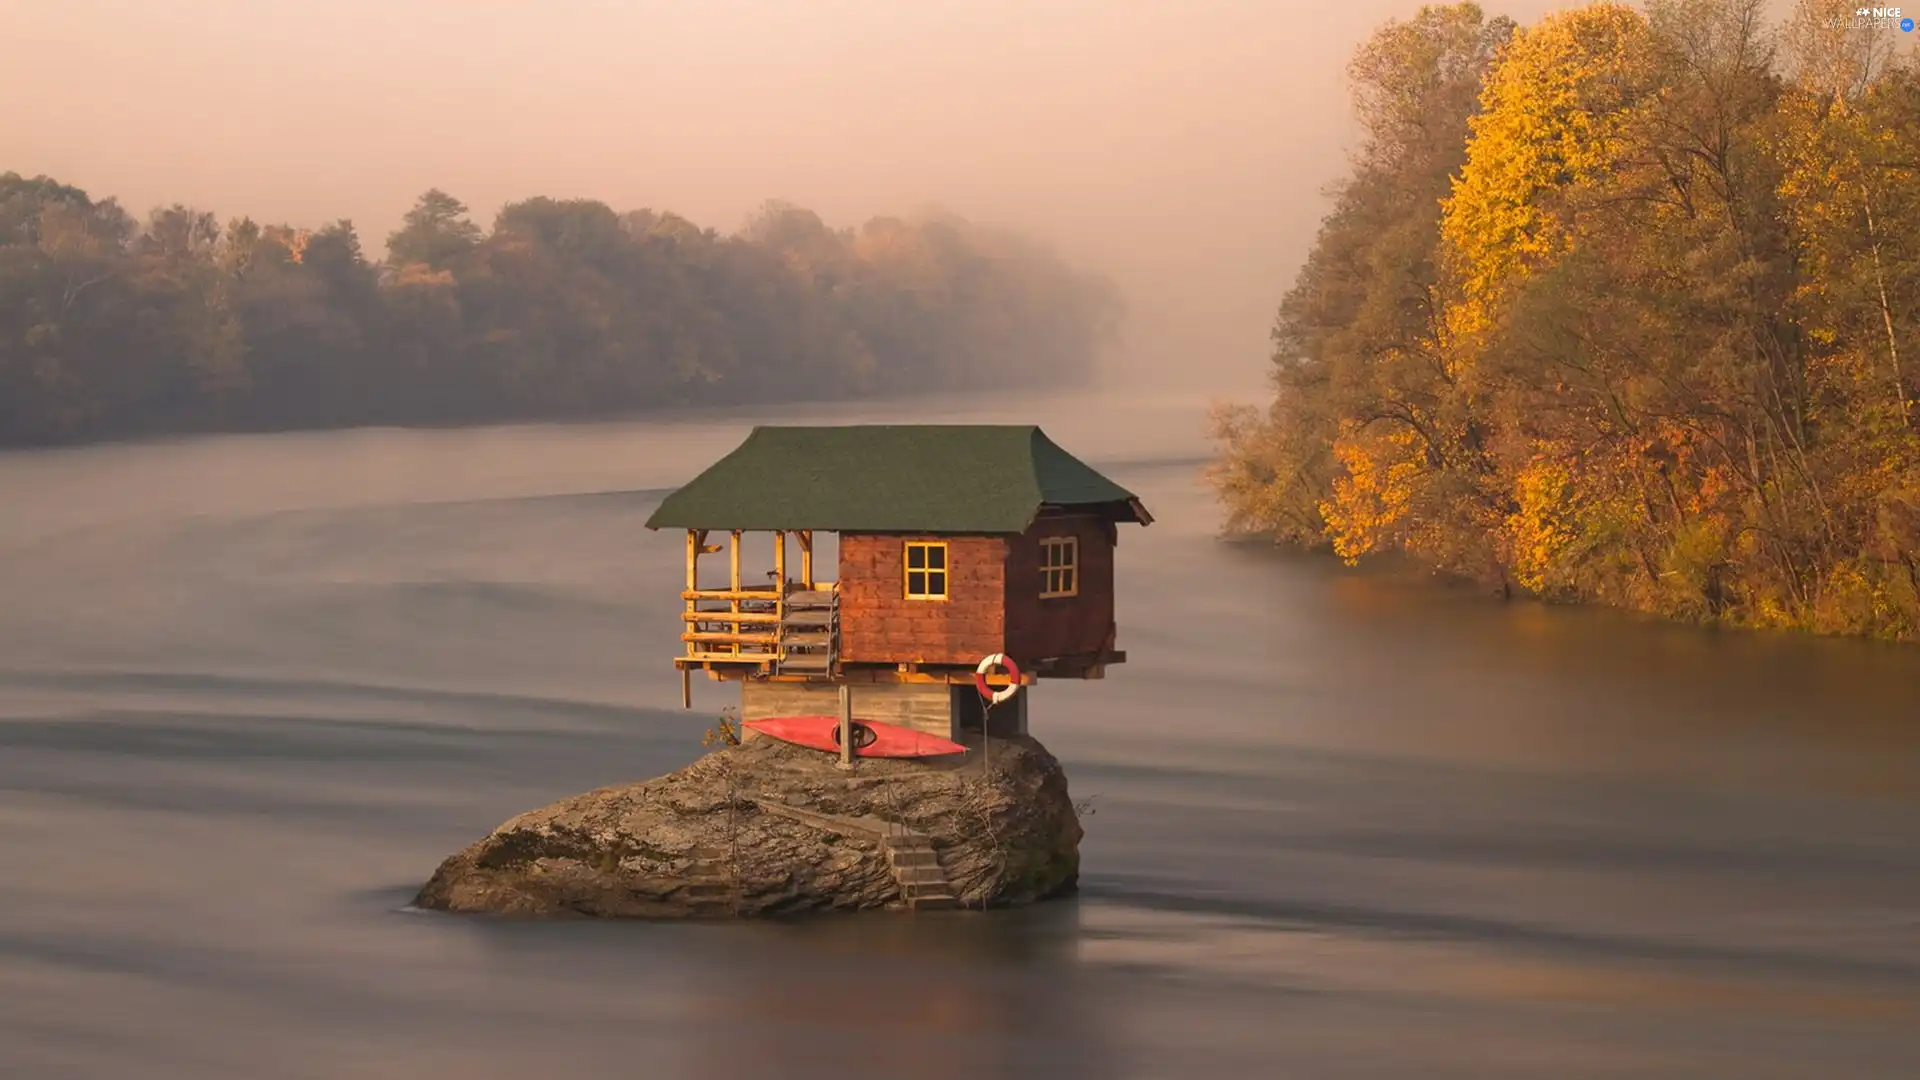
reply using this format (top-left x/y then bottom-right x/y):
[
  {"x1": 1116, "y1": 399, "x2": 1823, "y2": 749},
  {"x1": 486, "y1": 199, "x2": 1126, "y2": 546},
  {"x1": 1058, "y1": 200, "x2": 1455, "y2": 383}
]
[{"x1": 2, "y1": 392, "x2": 1918, "y2": 1079}]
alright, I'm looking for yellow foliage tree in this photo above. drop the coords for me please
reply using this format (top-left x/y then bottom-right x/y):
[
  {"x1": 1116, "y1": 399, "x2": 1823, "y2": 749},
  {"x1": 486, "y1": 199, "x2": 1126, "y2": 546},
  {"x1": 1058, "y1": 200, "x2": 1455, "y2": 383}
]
[
  {"x1": 1503, "y1": 455, "x2": 1578, "y2": 593},
  {"x1": 1215, "y1": 0, "x2": 1920, "y2": 642},
  {"x1": 1319, "y1": 423, "x2": 1427, "y2": 563},
  {"x1": 1440, "y1": 2, "x2": 1658, "y2": 346}
]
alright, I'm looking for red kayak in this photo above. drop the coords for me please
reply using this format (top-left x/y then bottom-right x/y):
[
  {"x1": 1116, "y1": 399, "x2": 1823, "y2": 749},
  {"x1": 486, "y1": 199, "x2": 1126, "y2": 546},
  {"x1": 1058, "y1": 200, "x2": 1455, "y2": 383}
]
[{"x1": 745, "y1": 715, "x2": 968, "y2": 759}]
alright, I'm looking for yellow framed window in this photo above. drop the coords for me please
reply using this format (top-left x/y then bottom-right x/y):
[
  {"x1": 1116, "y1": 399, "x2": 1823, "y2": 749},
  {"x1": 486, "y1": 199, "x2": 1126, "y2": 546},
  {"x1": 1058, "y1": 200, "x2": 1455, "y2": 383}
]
[
  {"x1": 1039, "y1": 536, "x2": 1078, "y2": 598},
  {"x1": 904, "y1": 541, "x2": 948, "y2": 600}
]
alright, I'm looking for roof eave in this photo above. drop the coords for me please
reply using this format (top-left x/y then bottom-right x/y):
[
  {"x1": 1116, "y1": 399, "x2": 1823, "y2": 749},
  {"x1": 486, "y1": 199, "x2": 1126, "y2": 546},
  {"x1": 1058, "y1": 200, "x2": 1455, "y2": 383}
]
[{"x1": 1029, "y1": 499, "x2": 1154, "y2": 529}]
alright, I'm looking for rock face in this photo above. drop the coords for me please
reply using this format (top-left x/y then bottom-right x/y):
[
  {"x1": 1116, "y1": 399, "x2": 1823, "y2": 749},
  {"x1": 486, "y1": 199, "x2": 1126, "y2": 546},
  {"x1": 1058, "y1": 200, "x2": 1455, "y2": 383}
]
[{"x1": 414, "y1": 734, "x2": 1083, "y2": 917}]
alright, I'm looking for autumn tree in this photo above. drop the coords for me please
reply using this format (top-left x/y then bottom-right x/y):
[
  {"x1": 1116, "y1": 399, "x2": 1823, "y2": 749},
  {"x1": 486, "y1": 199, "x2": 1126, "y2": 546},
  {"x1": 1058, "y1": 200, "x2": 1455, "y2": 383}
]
[
  {"x1": 1213, "y1": 0, "x2": 1920, "y2": 642},
  {"x1": 1210, "y1": 3, "x2": 1515, "y2": 565},
  {"x1": 1770, "y1": 0, "x2": 1920, "y2": 633}
]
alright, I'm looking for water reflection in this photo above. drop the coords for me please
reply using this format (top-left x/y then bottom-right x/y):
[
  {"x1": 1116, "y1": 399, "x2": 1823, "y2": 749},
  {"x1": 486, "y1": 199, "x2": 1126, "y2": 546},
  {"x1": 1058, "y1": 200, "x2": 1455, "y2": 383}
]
[{"x1": 449, "y1": 904, "x2": 1118, "y2": 1080}]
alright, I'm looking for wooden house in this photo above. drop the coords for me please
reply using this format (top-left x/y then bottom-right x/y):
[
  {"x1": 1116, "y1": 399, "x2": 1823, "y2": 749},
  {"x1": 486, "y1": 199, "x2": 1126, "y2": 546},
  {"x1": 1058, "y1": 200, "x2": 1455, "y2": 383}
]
[{"x1": 644, "y1": 425, "x2": 1151, "y2": 741}]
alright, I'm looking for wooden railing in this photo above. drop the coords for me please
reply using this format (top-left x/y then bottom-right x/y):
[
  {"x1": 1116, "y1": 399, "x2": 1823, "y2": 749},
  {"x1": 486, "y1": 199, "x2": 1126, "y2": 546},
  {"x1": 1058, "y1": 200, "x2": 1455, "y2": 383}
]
[
  {"x1": 678, "y1": 528, "x2": 835, "y2": 673},
  {"x1": 679, "y1": 582, "x2": 839, "y2": 665},
  {"x1": 682, "y1": 583, "x2": 785, "y2": 661}
]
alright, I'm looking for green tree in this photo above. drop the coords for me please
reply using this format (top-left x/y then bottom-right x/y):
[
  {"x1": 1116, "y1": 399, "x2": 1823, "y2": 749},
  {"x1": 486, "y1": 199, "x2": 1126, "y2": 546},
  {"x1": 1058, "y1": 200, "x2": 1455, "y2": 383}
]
[
  {"x1": 0, "y1": 175, "x2": 1121, "y2": 445},
  {"x1": 385, "y1": 189, "x2": 481, "y2": 269}
]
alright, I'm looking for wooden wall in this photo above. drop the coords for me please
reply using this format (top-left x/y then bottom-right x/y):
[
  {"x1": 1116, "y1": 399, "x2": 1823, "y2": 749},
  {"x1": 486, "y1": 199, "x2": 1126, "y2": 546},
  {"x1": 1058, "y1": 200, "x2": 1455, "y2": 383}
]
[
  {"x1": 740, "y1": 678, "x2": 957, "y2": 738},
  {"x1": 838, "y1": 534, "x2": 1007, "y2": 665},
  {"x1": 1003, "y1": 512, "x2": 1116, "y2": 663}
]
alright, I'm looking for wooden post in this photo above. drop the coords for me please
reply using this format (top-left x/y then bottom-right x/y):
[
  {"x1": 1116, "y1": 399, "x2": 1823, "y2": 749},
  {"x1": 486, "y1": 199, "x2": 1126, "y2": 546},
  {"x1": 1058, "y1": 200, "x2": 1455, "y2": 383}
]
[
  {"x1": 729, "y1": 530, "x2": 742, "y2": 656},
  {"x1": 681, "y1": 668, "x2": 691, "y2": 709},
  {"x1": 772, "y1": 530, "x2": 787, "y2": 662},
  {"x1": 838, "y1": 683, "x2": 853, "y2": 769},
  {"x1": 799, "y1": 530, "x2": 814, "y2": 590},
  {"x1": 685, "y1": 530, "x2": 699, "y2": 662},
  {"x1": 982, "y1": 699, "x2": 992, "y2": 772}
]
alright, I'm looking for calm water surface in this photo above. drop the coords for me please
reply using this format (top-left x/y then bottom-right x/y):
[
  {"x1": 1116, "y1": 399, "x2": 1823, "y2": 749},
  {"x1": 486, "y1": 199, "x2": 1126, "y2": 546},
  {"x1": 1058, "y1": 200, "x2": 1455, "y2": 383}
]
[{"x1": 3, "y1": 393, "x2": 1918, "y2": 1079}]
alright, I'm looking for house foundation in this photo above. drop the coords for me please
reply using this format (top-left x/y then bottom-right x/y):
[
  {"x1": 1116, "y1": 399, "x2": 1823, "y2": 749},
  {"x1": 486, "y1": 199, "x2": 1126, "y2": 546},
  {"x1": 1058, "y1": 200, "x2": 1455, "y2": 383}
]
[{"x1": 738, "y1": 678, "x2": 1030, "y2": 742}]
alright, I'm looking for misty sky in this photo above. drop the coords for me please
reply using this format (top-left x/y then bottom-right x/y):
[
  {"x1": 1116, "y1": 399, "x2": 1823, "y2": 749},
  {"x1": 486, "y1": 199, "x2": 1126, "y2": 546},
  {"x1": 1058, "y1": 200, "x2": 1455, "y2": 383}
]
[{"x1": 3, "y1": 0, "x2": 1580, "y2": 399}]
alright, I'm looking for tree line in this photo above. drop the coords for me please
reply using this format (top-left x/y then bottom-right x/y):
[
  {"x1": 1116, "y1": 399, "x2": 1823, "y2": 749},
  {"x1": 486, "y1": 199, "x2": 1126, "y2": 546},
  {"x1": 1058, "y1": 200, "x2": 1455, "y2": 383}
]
[
  {"x1": 0, "y1": 180, "x2": 1123, "y2": 446},
  {"x1": 1211, "y1": 0, "x2": 1920, "y2": 641}
]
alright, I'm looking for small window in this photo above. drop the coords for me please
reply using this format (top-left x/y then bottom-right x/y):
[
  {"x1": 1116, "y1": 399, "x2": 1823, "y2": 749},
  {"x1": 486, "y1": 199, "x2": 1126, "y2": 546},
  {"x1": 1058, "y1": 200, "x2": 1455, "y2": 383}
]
[
  {"x1": 904, "y1": 541, "x2": 948, "y2": 600},
  {"x1": 1039, "y1": 536, "x2": 1078, "y2": 598}
]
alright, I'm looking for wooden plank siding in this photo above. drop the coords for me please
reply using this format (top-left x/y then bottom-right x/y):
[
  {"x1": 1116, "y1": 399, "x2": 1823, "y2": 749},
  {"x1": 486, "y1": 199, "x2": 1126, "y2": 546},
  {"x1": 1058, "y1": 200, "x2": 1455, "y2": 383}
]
[
  {"x1": 740, "y1": 678, "x2": 956, "y2": 738},
  {"x1": 837, "y1": 534, "x2": 1007, "y2": 665},
  {"x1": 1004, "y1": 512, "x2": 1117, "y2": 663}
]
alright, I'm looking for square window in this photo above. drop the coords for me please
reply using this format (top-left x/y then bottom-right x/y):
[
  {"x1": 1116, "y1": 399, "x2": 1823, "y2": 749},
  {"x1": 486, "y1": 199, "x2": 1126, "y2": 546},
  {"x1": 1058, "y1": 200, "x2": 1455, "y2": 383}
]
[
  {"x1": 905, "y1": 542, "x2": 948, "y2": 600},
  {"x1": 1039, "y1": 537, "x2": 1078, "y2": 598}
]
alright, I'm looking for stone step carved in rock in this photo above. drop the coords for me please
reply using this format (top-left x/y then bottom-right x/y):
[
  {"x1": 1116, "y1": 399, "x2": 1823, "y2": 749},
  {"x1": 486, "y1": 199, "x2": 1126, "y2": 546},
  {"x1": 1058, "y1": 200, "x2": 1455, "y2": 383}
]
[{"x1": 881, "y1": 832, "x2": 957, "y2": 913}]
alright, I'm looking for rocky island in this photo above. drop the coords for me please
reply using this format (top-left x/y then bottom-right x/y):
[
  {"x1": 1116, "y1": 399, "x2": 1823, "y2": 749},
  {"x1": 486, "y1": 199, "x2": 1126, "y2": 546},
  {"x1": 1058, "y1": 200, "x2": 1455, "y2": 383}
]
[
  {"x1": 414, "y1": 733, "x2": 1083, "y2": 917},
  {"x1": 417, "y1": 423, "x2": 1147, "y2": 919}
]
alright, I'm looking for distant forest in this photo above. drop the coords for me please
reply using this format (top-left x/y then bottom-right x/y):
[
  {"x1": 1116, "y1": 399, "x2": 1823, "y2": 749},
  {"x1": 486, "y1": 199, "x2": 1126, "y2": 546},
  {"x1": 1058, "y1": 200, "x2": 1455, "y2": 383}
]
[
  {"x1": 1211, "y1": 0, "x2": 1920, "y2": 641},
  {"x1": 0, "y1": 177, "x2": 1122, "y2": 446}
]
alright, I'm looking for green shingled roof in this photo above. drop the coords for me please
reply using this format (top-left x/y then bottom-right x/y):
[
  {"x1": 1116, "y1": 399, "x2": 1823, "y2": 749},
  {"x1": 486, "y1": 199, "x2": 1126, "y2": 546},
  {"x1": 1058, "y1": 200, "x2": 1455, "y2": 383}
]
[{"x1": 644, "y1": 425, "x2": 1150, "y2": 533}]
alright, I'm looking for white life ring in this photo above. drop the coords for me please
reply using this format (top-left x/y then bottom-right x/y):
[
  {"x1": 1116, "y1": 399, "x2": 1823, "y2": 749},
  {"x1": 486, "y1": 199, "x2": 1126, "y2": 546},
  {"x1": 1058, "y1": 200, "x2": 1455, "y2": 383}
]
[{"x1": 974, "y1": 653, "x2": 1022, "y2": 706}]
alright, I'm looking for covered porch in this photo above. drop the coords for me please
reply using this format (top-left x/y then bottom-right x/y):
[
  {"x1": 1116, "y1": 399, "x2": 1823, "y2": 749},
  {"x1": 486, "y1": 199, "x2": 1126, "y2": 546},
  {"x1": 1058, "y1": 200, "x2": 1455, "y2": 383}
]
[{"x1": 679, "y1": 528, "x2": 838, "y2": 679}]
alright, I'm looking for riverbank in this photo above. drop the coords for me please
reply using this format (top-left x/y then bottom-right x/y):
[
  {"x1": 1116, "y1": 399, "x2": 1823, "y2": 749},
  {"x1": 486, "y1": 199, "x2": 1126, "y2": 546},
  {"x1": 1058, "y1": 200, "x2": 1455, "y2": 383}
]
[
  {"x1": 1206, "y1": 3, "x2": 1920, "y2": 651},
  {"x1": 1215, "y1": 528, "x2": 1920, "y2": 648},
  {"x1": 0, "y1": 172, "x2": 1116, "y2": 449}
]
